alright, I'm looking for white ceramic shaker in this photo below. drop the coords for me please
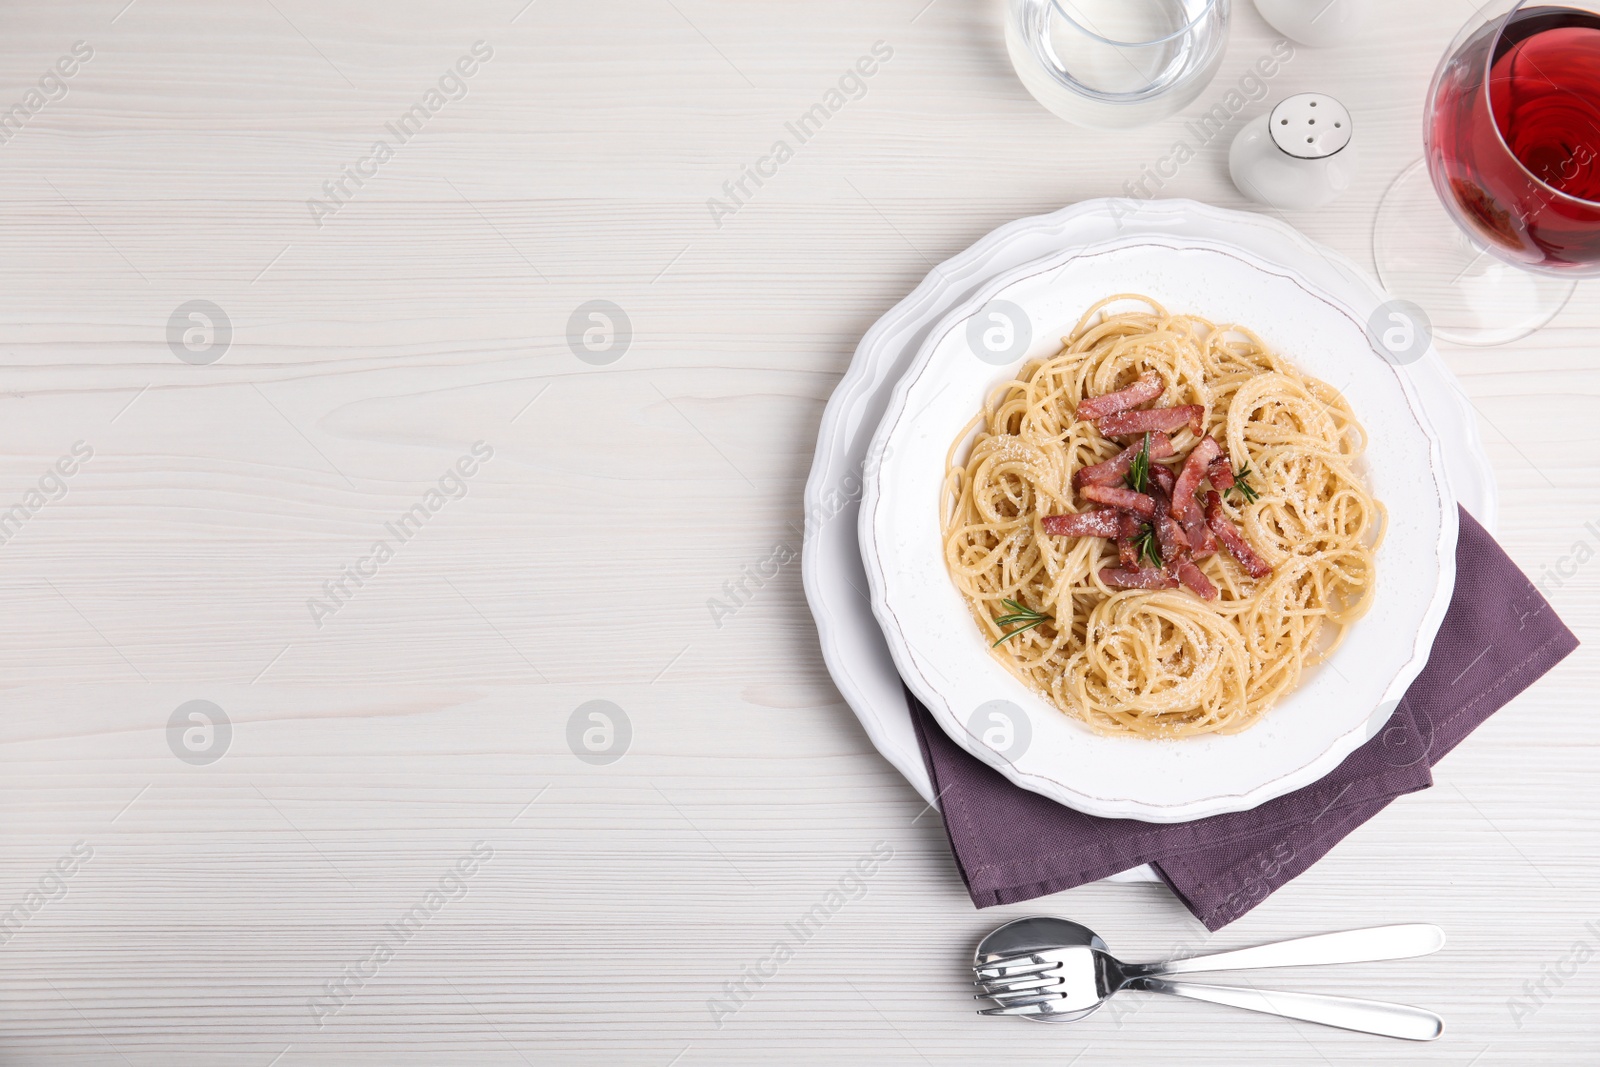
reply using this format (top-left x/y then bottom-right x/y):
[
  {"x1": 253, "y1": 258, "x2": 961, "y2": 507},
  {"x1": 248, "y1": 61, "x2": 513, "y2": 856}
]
[{"x1": 1229, "y1": 93, "x2": 1357, "y2": 211}]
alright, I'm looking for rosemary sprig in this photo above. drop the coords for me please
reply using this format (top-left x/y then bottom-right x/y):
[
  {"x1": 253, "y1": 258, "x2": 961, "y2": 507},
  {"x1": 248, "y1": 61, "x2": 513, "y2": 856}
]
[
  {"x1": 1228, "y1": 464, "x2": 1260, "y2": 504},
  {"x1": 992, "y1": 597, "x2": 1052, "y2": 647},
  {"x1": 1124, "y1": 431, "x2": 1153, "y2": 494},
  {"x1": 1134, "y1": 523, "x2": 1162, "y2": 568}
]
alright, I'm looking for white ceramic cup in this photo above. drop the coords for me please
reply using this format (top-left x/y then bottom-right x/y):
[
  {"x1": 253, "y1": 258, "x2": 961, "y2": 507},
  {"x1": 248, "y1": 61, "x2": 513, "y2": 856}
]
[{"x1": 1253, "y1": 0, "x2": 1366, "y2": 47}]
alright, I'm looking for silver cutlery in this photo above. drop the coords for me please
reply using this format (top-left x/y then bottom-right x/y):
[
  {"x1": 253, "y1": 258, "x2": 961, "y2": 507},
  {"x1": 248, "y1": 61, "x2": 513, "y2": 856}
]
[{"x1": 972, "y1": 916, "x2": 1444, "y2": 1040}]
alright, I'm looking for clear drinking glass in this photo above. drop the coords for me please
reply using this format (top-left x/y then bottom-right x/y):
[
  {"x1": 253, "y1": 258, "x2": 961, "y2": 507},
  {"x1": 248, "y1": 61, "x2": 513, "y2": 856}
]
[
  {"x1": 1374, "y1": 0, "x2": 1600, "y2": 344},
  {"x1": 1005, "y1": 0, "x2": 1232, "y2": 129}
]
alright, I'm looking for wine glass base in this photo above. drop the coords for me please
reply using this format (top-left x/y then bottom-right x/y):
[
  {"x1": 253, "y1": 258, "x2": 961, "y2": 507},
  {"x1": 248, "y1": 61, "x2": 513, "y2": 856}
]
[{"x1": 1373, "y1": 159, "x2": 1577, "y2": 346}]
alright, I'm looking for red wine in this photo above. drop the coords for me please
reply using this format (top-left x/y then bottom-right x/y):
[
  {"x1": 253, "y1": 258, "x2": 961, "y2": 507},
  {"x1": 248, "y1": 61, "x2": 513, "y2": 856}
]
[{"x1": 1427, "y1": 6, "x2": 1600, "y2": 271}]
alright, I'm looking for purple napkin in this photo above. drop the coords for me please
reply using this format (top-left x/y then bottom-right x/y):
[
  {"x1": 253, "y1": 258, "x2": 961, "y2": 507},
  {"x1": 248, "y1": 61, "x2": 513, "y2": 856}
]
[{"x1": 910, "y1": 509, "x2": 1577, "y2": 929}]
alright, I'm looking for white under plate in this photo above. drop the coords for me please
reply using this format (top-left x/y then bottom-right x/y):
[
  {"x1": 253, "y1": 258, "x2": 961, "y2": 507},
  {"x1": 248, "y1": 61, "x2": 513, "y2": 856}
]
[
  {"x1": 860, "y1": 235, "x2": 1457, "y2": 823},
  {"x1": 801, "y1": 202, "x2": 1494, "y2": 866}
]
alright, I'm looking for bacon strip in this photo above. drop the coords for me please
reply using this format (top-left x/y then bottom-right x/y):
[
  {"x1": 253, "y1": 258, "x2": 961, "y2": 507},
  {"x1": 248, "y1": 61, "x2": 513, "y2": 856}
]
[
  {"x1": 1075, "y1": 371, "x2": 1164, "y2": 420},
  {"x1": 1176, "y1": 560, "x2": 1217, "y2": 600},
  {"x1": 1079, "y1": 484, "x2": 1156, "y2": 519},
  {"x1": 1116, "y1": 514, "x2": 1140, "y2": 569},
  {"x1": 1152, "y1": 493, "x2": 1188, "y2": 567},
  {"x1": 1204, "y1": 491, "x2": 1272, "y2": 579},
  {"x1": 1100, "y1": 566, "x2": 1179, "y2": 590},
  {"x1": 1207, "y1": 455, "x2": 1236, "y2": 491},
  {"x1": 1096, "y1": 405, "x2": 1204, "y2": 437},
  {"x1": 1171, "y1": 435, "x2": 1220, "y2": 529},
  {"x1": 1150, "y1": 463, "x2": 1176, "y2": 497},
  {"x1": 1190, "y1": 523, "x2": 1217, "y2": 560},
  {"x1": 1073, "y1": 432, "x2": 1175, "y2": 489},
  {"x1": 1041, "y1": 509, "x2": 1121, "y2": 538}
]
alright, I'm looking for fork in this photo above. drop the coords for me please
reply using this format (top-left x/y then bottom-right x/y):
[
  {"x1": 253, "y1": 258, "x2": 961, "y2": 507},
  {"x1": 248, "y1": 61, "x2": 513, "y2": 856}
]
[{"x1": 974, "y1": 923, "x2": 1446, "y2": 1039}]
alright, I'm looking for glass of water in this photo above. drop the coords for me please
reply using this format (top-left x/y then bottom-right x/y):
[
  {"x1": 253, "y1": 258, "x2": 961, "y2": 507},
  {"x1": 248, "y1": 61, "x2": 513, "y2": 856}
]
[{"x1": 1005, "y1": 0, "x2": 1231, "y2": 129}]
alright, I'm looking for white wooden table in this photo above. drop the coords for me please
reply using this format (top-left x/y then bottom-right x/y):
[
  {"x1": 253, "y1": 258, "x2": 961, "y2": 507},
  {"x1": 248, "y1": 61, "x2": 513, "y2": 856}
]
[{"x1": 0, "y1": 1, "x2": 1595, "y2": 1063}]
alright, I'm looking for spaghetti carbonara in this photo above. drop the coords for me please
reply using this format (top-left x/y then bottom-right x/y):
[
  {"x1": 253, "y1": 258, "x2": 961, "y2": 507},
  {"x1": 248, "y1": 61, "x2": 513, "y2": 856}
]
[{"x1": 942, "y1": 295, "x2": 1383, "y2": 738}]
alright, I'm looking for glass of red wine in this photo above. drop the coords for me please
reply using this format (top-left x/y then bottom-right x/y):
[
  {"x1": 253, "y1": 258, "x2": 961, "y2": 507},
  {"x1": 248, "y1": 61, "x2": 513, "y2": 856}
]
[{"x1": 1374, "y1": 1, "x2": 1600, "y2": 344}]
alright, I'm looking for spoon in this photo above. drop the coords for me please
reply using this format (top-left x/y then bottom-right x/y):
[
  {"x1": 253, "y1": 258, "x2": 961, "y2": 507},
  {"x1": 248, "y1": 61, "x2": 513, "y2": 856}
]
[{"x1": 972, "y1": 917, "x2": 1445, "y2": 1040}]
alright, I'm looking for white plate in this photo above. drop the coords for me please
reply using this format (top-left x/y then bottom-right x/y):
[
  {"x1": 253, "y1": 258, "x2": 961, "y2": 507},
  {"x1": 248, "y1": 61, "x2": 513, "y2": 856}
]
[
  {"x1": 800, "y1": 201, "x2": 1494, "y2": 855},
  {"x1": 860, "y1": 235, "x2": 1457, "y2": 823}
]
